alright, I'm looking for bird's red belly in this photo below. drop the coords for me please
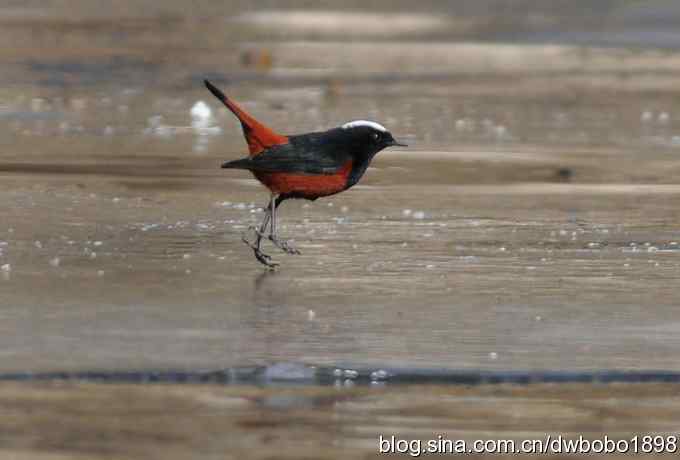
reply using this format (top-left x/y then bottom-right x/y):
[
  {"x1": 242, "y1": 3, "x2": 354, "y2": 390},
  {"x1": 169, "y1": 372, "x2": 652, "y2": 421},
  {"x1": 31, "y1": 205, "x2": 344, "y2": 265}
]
[{"x1": 254, "y1": 161, "x2": 353, "y2": 198}]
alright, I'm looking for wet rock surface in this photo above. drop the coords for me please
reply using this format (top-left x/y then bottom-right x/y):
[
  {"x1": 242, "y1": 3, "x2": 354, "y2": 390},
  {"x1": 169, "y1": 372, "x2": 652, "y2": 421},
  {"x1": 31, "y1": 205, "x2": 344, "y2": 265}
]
[{"x1": 3, "y1": 1, "x2": 680, "y2": 458}]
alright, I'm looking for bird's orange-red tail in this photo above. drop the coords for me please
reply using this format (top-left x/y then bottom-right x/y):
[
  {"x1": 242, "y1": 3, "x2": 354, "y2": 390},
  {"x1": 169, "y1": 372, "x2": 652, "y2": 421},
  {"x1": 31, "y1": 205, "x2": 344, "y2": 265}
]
[{"x1": 204, "y1": 79, "x2": 288, "y2": 156}]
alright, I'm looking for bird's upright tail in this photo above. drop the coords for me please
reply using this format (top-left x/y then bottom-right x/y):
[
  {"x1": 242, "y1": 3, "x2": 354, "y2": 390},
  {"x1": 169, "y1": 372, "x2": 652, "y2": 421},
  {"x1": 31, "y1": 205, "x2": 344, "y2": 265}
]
[{"x1": 204, "y1": 79, "x2": 288, "y2": 156}]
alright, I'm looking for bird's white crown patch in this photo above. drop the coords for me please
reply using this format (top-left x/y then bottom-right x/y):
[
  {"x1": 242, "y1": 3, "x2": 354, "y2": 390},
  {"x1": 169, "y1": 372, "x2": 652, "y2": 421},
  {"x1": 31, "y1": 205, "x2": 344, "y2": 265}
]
[{"x1": 341, "y1": 120, "x2": 387, "y2": 132}]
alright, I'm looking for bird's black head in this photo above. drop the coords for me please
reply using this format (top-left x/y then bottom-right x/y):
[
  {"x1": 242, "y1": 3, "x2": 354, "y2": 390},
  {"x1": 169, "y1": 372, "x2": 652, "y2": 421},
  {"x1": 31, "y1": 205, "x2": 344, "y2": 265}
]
[
  {"x1": 340, "y1": 120, "x2": 407, "y2": 157},
  {"x1": 331, "y1": 120, "x2": 406, "y2": 189}
]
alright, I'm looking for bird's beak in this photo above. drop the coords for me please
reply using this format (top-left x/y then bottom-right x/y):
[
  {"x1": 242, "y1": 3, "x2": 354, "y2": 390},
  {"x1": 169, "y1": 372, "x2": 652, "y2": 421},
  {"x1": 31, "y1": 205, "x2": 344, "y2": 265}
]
[{"x1": 389, "y1": 139, "x2": 408, "y2": 147}]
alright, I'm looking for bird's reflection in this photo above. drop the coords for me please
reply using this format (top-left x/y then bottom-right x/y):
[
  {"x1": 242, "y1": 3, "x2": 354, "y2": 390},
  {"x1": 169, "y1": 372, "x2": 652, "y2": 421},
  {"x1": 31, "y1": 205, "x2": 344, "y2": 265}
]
[
  {"x1": 254, "y1": 269, "x2": 278, "y2": 293},
  {"x1": 247, "y1": 269, "x2": 285, "y2": 362}
]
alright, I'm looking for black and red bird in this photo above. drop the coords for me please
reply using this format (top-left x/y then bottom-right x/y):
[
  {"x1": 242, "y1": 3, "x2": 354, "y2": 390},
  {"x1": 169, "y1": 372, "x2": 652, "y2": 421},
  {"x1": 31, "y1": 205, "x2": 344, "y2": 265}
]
[{"x1": 204, "y1": 79, "x2": 406, "y2": 267}]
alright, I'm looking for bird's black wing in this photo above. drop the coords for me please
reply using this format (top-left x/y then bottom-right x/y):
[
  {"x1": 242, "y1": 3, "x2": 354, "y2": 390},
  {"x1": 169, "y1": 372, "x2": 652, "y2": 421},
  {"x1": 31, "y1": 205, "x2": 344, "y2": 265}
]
[{"x1": 222, "y1": 131, "x2": 351, "y2": 174}]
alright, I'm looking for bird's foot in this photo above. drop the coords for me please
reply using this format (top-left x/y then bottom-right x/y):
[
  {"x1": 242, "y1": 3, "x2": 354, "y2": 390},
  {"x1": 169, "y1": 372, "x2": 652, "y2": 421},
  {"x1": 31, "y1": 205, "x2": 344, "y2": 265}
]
[
  {"x1": 269, "y1": 236, "x2": 301, "y2": 255},
  {"x1": 253, "y1": 248, "x2": 279, "y2": 269},
  {"x1": 242, "y1": 228, "x2": 279, "y2": 268}
]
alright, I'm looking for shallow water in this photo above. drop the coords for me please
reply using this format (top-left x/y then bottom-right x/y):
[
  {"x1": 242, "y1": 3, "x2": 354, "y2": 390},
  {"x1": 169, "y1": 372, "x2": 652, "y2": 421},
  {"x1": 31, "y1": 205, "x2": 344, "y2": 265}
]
[
  {"x1": 3, "y1": 1, "x2": 680, "y2": 458},
  {"x1": 4, "y1": 63, "x2": 680, "y2": 373}
]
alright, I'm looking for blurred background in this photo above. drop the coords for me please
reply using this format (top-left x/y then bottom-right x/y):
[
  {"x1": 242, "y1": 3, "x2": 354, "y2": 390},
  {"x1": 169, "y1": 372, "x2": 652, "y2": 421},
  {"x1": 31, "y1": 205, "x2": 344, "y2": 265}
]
[{"x1": 2, "y1": 1, "x2": 680, "y2": 459}]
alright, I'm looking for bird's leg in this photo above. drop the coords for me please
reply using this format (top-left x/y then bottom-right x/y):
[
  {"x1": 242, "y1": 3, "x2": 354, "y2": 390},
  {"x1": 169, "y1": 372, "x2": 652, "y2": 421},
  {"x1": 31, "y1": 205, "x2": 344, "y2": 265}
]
[
  {"x1": 243, "y1": 208, "x2": 270, "y2": 243},
  {"x1": 241, "y1": 203, "x2": 270, "y2": 248},
  {"x1": 269, "y1": 195, "x2": 301, "y2": 255},
  {"x1": 242, "y1": 195, "x2": 278, "y2": 268}
]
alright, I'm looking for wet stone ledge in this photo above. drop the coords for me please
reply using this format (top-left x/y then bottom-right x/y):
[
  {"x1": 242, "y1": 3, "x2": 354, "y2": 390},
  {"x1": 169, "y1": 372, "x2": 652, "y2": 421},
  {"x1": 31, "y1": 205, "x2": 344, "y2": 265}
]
[{"x1": 1, "y1": 362, "x2": 680, "y2": 386}]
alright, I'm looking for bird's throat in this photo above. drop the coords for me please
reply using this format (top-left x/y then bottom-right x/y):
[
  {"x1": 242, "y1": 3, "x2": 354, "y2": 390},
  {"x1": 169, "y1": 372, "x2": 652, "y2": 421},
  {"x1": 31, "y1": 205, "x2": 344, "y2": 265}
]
[{"x1": 345, "y1": 155, "x2": 375, "y2": 190}]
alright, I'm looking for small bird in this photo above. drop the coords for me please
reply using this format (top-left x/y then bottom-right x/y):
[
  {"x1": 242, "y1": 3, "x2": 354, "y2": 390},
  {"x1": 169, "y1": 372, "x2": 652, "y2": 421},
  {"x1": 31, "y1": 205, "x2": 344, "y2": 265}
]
[{"x1": 205, "y1": 80, "x2": 406, "y2": 267}]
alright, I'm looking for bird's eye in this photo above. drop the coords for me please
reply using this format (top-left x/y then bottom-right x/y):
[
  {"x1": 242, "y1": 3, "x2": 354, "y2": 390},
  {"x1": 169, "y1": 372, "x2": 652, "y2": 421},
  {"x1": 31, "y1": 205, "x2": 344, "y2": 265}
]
[{"x1": 372, "y1": 132, "x2": 380, "y2": 141}]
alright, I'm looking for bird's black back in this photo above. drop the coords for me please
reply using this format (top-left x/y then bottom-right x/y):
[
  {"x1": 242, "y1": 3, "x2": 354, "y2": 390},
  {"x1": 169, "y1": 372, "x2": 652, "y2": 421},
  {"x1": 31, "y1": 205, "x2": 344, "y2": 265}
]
[
  {"x1": 226, "y1": 128, "x2": 365, "y2": 171},
  {"x1": 222, "y1": 125, "x2": 390, "y2": 191}
]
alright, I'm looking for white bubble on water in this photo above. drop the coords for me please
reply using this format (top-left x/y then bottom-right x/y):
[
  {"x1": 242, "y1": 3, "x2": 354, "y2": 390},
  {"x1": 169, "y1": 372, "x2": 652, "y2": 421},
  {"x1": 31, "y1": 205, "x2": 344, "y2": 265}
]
[
  {"x1": 49, "y1": 257, "x2": 60, "y2": 267},
  {"x1": 370, "y1": 369, "x2": 388, "y2": 381},
  {"x1": 1, "y1": 263, "x2": 10, "y2": 272},
  {"x1": 343, "y1": 369, "x2": 358, "y2": 379},
  {"x1": 412, "y1": 211, "x2": 426, "y2": 220},
  {"x1": 190, "y1": 101, "x2": 213, "y2": 129},
  {"x1": 455, "y1": 119, "x2": 468, "y2": 132},
  {"x1": 31, "y1": 98, "x2": 46, "y2": 112},
  {"x1": 71, "y1": 98, "x2": 87, "y2": 111}
]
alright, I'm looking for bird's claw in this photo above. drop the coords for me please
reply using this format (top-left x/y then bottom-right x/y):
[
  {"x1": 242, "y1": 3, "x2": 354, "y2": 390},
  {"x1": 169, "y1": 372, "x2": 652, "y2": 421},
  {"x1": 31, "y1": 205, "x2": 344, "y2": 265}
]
[
  {"x1": 270, "y1": 236, "x2": 301, "y2": 255},
  {"x1": 254, "y1": 248, "x2": 278, "y2": 269},
  {"x1": 241, "y1": 227, "x2": 294, "y2": 265}
]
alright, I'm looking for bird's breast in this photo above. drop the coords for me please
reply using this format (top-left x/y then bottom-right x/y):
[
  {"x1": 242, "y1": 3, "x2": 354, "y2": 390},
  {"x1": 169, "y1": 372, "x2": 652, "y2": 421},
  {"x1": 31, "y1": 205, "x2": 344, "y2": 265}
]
[{"x1": 254, "y1": 160, "x2": 353, "y2": 198}]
